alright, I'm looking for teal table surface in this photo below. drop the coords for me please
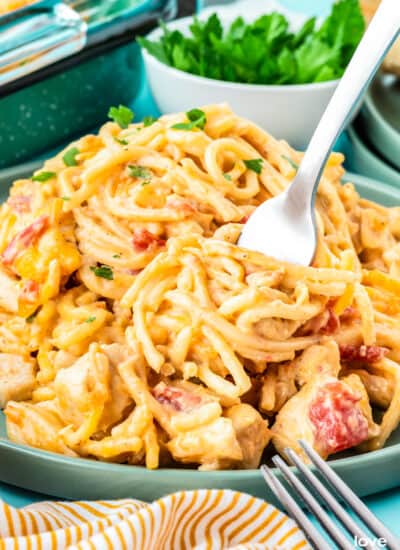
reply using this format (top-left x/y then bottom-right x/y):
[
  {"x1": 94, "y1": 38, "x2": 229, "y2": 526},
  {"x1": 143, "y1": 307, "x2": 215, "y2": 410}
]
[{"x1": 1, "y1": 0, "x2": 399, "y2": 542}]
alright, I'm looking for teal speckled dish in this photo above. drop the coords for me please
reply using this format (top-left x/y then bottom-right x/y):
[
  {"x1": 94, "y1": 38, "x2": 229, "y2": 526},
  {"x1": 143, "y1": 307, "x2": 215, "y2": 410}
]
[
  {"x1": 0, "y1": 42, "x2": 141, "y2": 169},
  {"x1": 0, "y1": 162, "x2": 399, "y2": 502},
  {"x1": 0, "y1": 0, "x2": 176, "y2": 169}
]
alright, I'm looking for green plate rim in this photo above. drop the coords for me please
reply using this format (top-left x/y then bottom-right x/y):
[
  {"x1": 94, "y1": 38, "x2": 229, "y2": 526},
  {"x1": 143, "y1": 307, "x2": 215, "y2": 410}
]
[
  {"x1": 361, "y1": 80, "x2": 400, "y2": 171},
  {"x1": 347, "y1": 125, "x2": 400, "y2": 187}
]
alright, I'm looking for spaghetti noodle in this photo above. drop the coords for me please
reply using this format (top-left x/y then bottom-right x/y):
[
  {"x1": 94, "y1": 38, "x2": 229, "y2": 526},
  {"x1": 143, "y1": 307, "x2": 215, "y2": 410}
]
[
  {"x1": 2, "y1": 104, "x2": 400, "y2": 469},
  {"x1": 0, "y1": 1, "x2": 36, "y2": 14}
]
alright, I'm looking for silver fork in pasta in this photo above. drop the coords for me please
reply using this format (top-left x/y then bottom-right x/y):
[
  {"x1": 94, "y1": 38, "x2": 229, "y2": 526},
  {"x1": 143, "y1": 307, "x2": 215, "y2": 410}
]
[{"x1": 261, "y1": 440, "x2": 399, "y2": 550}]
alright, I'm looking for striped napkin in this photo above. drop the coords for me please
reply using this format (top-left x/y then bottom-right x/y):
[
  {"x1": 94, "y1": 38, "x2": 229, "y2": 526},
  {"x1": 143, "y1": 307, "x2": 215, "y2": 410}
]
[{"x1": 0, "y1": 489, "x2": 310, "y2": 549}]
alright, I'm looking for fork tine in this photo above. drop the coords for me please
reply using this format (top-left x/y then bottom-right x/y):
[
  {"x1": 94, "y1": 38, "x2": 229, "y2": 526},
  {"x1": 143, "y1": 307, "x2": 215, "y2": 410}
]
[
  {"x1": 299, "y1": 440, "x2": 400, "y2": 549},
  {"x1": 260, "y1": 464, "x2": 328, "y2": 550},
  {"x1": 284, "y1": 447, "x2": 376, "y2": 550},
  {"x1": 272, "y1": 455, "x2": 354, "y2": 550}
]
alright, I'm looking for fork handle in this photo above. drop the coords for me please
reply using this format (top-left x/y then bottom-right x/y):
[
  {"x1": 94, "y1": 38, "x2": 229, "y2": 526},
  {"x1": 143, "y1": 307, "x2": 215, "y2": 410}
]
[{"x1": 288, "y1": 0, "x2": 400, "y2": 210}]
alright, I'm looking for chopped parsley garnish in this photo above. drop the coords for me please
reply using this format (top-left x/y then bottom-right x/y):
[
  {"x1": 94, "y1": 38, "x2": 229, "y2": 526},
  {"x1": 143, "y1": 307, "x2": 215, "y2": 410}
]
[
  {"x1": 31, "y1": 171, "x2": 56, "y2": 182},
  {"x1": 143, "y1": 116, "x2": 157, "y2": 127},
  {"x1": 61, "y1": 196, "x2": 71, "y2": 201},
  {"x1": 63, "y1": 147, "x2": 80, "y2": 167},
  {"x1": 90, "y1": 264, "x2": 114, "y2": 280},
  {"x1": 141, "y1": 180, "x2": 151, "y2": 186},
  {"x1": 128, "y1": 165, "x2": 152, "y2": 179},
  {"x1": 138, "y1": 1, "x2": 365, "y2": 85},
  {"x1": 281, "y1": 154, "x2": 299, "y2": 170},
  {"x1": 112, "y1": 254, "x2": 121, "y2": 258},
  {"x1": 172, "y1": 108, "x2": 206, "y2": 131},
  {"x1": 108, "y1": 105, "x2": 134, "y2": 129},
  {"x1": 26, "y1": 308, "x2": 40, "y2": 324},
  {"x1": 85, "y1": 316, "x2": 96, "y2": 323},
  {"x1": 114, "y1": 137, "x2": 129, "y2": 145},
  {"x1": 223, "y1": 173, "x2": 232, "y2": 181},
  {"x1": 243, "y1": 158, "x2": 263, "y2": 174}
]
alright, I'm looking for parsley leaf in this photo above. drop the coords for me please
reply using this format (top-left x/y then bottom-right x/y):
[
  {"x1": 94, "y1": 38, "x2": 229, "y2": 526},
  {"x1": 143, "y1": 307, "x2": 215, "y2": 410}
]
[
  {"x1": 317, "y1": 0, "x2": 365, "y2": 68},
  {"x1": 281, "y1": 155, "x2": 299, "y2": 170},
  {"x1": 295, "y1": 38, "x2": 339, "y2": 84},
  {"x1": 26, "y1": 308, "x2": 40, "y2": 324},
  {"x1": 128, "y1": 165, "x2": 152, "y2": 179},
  {"x1": 141, "y1": 180, "x2": 151, "y2": 186},
  {"x1": 61, "y1": 196, "x2": 71, "y2": 201},
  {"x1": 114, "y1": 137, "x2": 128, "y2": 145},
  {"x1": 172, "y1": 108, "x2": 207, "y2": 131},
  {"x1": 63, "y1": 147, "x2": 80, "y2": 167},
  {"x1": 143, "y1": 116, "x2": 157, "y2": 127},
  {"x1": 292, "y1": 17, "x2": 316, "y2": 49},
  {"x1": 137, "y1": 36, "x2": 170, "y2": 65},
  {"x1": 243, "y1": 158, "x2": 263, "y2": 174},
  {"x1": 85, "y1": 316, "x2": 96, "y2": 323},
  {"x1": 112, "y1": 254, "x2": 121, "y2": 258},
  {"x1": 108, "y1": 105, "x2": 134, "y2": 129},
  {"x1": 90, "y1": 264, "x2": 114, "y2": 280},
  {"x1": 223, "y1": 173, "x2": 232, "y2": 181},
  {"x1": 32, "y1": 171, "x2": 56, "y2": 182}
]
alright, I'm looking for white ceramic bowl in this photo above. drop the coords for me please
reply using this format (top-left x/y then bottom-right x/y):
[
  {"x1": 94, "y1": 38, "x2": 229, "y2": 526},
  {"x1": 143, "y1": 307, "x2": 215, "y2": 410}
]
[{"x1": 141, "y1": 0, "x2": 339, "y2": 149}]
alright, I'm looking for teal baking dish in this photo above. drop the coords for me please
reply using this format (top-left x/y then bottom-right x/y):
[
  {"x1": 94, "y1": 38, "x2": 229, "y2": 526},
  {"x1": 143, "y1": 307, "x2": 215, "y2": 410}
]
[{"x1": 0, "y1": 0, "x2": 177, "y2": 168}]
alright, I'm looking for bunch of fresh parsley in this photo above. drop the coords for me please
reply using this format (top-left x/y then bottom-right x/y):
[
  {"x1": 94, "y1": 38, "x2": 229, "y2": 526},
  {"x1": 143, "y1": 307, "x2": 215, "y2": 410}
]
[{"x1": 138, "y1": 0, "x2": 365, "y2": 85}]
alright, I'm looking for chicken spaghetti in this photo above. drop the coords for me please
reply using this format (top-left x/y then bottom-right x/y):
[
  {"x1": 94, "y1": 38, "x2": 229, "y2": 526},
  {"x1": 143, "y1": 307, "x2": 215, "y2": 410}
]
[{"x1": 2, "y1": 104, "x2": 400, "y2": 469}]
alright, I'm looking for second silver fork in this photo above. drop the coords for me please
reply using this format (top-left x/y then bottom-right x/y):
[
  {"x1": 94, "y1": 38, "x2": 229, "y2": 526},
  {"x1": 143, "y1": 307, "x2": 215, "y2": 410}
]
[{"x1": 261, "y1": 441, "x2": 399, "y2": 550}]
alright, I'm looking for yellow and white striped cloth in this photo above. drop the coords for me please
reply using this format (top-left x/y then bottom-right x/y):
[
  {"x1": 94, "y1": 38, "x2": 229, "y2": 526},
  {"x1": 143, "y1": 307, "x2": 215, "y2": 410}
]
[{"x1": 0, "y1": 489, "x2": 310, "y2": 549}]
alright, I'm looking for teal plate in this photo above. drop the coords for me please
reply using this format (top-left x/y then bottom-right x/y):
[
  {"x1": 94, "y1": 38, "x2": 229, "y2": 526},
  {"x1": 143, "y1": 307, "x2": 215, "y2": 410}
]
[
  {"x1": 360, "y1": 74, "x2": 400, "y2": 171},
  {"x1": 345, "y1": 125, "x2": 400, "y2": 188},
  {"x1": 0, "y1": 164, "x2": 400, "y2": 502}
]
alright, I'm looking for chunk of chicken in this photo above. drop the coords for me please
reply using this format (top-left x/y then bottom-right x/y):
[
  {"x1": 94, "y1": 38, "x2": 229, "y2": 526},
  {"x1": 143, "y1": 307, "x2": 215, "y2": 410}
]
[
  {"x1": 271, "y1": 375, "x2": 377, "y2": 460},
  {"x1": 225, "y1": 404, "x2": 271, "y2": 468},
  {"x1": 260, "y1": 363, "x2": 297, "y2": 414},
  {"x1": 0, "y1": 353, "x2": 35, "y2": 408},
  {"x1": 167, "y1": 417, "x2": 243, "y2": 469},
  {"x1": 0, "y1": 267, "x2": 20, "y2": 313},
  {"x1": 98, "y1": 344, "x2": 134, "y2": 432},
  {"x1": 5, "y1": 400, "x2": 76, "y2": 456},
  {"x1": 53, "y1": 350, "x2": 78, "y2": 371},
  {"x1": 259, "y1": 341, "x2": 341, "y2": 415},
  {"x1": 54, "y1": 345, "x2": 110, "y2": 429},
  {"x1": 342, "y1": 367, "x2": 394, "y2": 408},
  {"x1": 152, "y1": 380, "x2": 222, "y2": 433},
  {"x1": 294, "y1": 341, "x2": 341, "y2": 386},
  {"x1": 341, "y1": 374, "x2": 379, "y2": 438}
]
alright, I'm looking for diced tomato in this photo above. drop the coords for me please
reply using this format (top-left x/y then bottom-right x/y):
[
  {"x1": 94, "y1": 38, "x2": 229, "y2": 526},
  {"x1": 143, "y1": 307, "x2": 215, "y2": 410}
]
[
  {"x1": 339, "y1": 306, "x2": 359, "y2": 322},
  {"x1": 339, "y1": 344, "x2": 388, "y2": 363},
  {"x1": 132, "y1": 229, "x2": 166, "y2": 253},
  {"x1": 240, "y1": 214, "x2": 250, "y2": 224},
  {"x1": 20, "y1": 280, "x2": 39, "y2": 303},
  {"x1": 309, "y1": 381, "x2": 368, "y2": 455},
  {"x1": 304, "y1": 307, "x2": 340, "y2": 335},
  {"x1": 8, "y1": 195, "x2": 31, "y2": 214},
  {"x1": 127, "y1": 268, "x2": 143, "y2": 276},
  {"x1": 166, "y1": 197, "x2": 197, "y2": 215},
  {"x1": 322, "y1": 308, "x2": 340, "y2": 335},
  {"x1": 152, "y1": 382, "x2": 202, "y2": 413},
  {"x1": 2, "y1": 216, "x2": 49, "y2": 266}
]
